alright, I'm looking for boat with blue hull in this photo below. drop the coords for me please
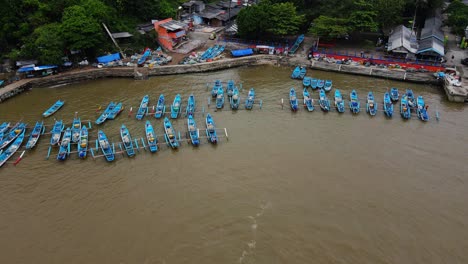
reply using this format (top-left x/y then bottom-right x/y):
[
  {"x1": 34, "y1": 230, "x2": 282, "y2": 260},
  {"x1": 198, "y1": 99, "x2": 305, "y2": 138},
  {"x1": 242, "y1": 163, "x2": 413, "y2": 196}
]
[
  {"x1": 120, "y1": 124, "x2": 135, "y2": 157},
  {"x1": 299, "y1": 67, "x2": 307, "y2": 79},
  {"x1": 324, "y1": 80, "x2": 332, "y2": 92},
  {"x1": 96, "y1": 102, "x2": 115, "y2": 125},
  {"x1": 107, "y1": 102, "x2": 123, "y2": 119},
  {"x1": 205, "y1": 113, "x2": 218, "y2": 144},
  {"x1": 145, "y1": 121, "x2": 158, "y2": 153},
  {"x1": 50, "y1": 120, "x2": 64, "y2": 146},
  {"x1": 349, "y1": 90, "x2": 360, "y2": 114},
  {"x1": 245, "y1": 88, "x2": 255, "y2": 110},
  {"x1": 216, "y1": 85, "x2": 225, "y2": 109},
  {"x1": 289, "y1": 88, "x2": 298, "y2": 111},
  {"x1": 57, "y1": 128, "x2": 71, "y2": 161},
  {"x1": 303, "y1": 88, "x2": 314, "y2": 111},
  {"x1": 230, "y1": 88, "x2": 240, "y2": 110},
  {"x1": 311, "y1": 78, "x2": 318, "y2": 89},
  {"x1": 136, "y1": 95, "x2": 149, "y2": 120},
  {"x1": 0, "y1": 130, "x2": 25, "y2": 168},
  {"x1": 71, "y1": 116, "x2": 81, "y2": 143},
  {"x1": 212, "y1": 80, "x2": 222, "y2": 98},
  {"x1": 334, "y1": 90, "x2": 345, "y2": 113},
  {"x1": 43, "y1": 100, "x2": 65, "y2": 117},
  {"x1": 98, "y1": 130, "x2": 114, "y2": 162},
  {"x1": 226, "y1": 80, "x2": 235, "y2": 97},
  {"x1": 186, "y1": 94, "x2": 196, "y2": 116},
  {"x1": 291, "y1": 66, "x2": 301, "y2": 79},
  {"x1": 163, "y1": 117, "x2": 179, "y2": 149},
  {"x1": 0, "y1": 122, "x2": 10, "y2": 134},
  {"x1": 25, "y1": 121, "x2": 44, "y2": 149},
  {"x1": 303, "y1": 77, "x2": 312, "y2": 88},
  {"x1": 154, "y1": 94, "x2": 165, "y2": 118},
  {"x1": 383, "y1": 92, "x2": 394, "y2": 117},
  {"x1": 0, "y1": 123, "x2": 26, "y2": 151},
  {"x1": 416, "y1": 96, "x2": 429, "y2": 122},
  {"x1": 171, "y1": 94, "x2": 182, "y2": 119},
  {"x1": 78, "y1": 126, "x2": 88, "y2": 158},
  {"x1": 400, "y1": 95, "x2": 411, "y2": 119},
  {"x1": 390, "y1": 88, "x2": 399, "y2": 102},
  {"x1": 366, "y1": 91, "x2": 377, "y2": 116},
  {"x1": 318, "y1": 89, "x2": 330, "y2": 112},
  {"x1": 317, "y1": 79, "x2": 325, "y2": 89},
  {"x1": 406, "y1": 89, "x2": 415, "y2": 108},
  {"x1": 187, "y1": 114, "x2": 200, "y2": 146}
]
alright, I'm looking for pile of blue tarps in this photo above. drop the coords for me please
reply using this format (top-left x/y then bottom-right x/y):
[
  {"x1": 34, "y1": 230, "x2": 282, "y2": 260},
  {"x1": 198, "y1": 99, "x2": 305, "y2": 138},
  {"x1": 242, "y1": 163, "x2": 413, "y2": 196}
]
[{"x1": 97, "y1": 53, "x2": 121, "y2": 63}]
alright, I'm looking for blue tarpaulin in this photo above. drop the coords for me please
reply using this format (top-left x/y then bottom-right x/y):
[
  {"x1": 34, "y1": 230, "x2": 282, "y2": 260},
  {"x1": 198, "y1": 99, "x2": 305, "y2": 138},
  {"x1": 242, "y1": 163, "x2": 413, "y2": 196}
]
[
  {"x1": 17, "y1": 65, "x2": 57, "y2": 73},
  {"x1": 97, "y1": 53, "x2": 121, "y2": 63},
  {"x1": 231, "y1": 49, "x2": 254, "y2": 57}
]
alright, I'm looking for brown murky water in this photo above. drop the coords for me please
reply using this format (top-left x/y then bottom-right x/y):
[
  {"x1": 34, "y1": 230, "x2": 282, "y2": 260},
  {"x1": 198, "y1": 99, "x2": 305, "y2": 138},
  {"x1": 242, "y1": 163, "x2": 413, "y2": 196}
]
[{"x1": 0, "y1": 65, "x2": 467, "y2": 264}]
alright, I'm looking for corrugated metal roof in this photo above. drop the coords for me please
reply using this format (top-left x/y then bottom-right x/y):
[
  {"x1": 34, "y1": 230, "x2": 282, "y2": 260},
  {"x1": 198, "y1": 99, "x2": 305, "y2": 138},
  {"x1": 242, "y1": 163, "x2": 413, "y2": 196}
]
[
  {"x1": 387, "y1": 25, "x2": 418, "y2": 53},
  {"x1": 421, "y1": 17, "x2": 444, "y2": 42},
  {"x1": 160, "y1": 20, "x2": 186, "y2": 31},
  {"x1": 111, "y1": 32, "x2": 133, "y2": 38},
  {"x1": 417, "y1": 38, "x2": 444, "y2": 56},
  {"x1": 216, "y1": 7, "x2": 241, "y2": 21}
]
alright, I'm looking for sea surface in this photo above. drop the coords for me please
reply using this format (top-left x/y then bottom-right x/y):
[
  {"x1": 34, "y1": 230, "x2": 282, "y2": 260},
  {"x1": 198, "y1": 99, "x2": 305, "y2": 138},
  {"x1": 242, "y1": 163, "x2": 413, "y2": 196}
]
[{"x1": 0, "y1": 65, "x2": 467, "y2": 264}]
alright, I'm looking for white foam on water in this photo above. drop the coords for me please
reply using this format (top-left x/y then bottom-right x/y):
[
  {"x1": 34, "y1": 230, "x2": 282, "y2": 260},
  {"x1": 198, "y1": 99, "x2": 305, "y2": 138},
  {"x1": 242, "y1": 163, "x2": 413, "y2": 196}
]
[{"x1": 238, "y1": 202, "x2": 271, "y2": 263}]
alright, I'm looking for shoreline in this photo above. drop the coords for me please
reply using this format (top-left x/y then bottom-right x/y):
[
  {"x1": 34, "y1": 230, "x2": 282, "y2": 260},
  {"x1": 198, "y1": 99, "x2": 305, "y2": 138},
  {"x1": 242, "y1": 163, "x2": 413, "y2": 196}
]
[{"x1": 0, "y1": 55, "x2": 445, "y2": 103}]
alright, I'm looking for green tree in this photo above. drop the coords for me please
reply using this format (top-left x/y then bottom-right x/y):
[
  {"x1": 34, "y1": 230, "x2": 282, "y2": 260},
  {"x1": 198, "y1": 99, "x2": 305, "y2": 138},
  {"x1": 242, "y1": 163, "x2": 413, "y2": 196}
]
[
  {"x1": 309, "y1": 15, "x2": 349, "y2": 39},
  {"x1": 348, "y1": 0, "x2": 378, "y2": 32},
  {"x1": 237, "y1": 4, "x2": 270, "y2": 39},
  {"x1": 267, "y1": 2, "x2": 305, "y2": 36},
  {"x1": 371, "y1": 0, "x2": 405, "y2": 30},
  {"x1": 61, "y1": 5, "x2": 103, "y2": 52},
  {"x1": 445, "y1": 0, "x2": 468, "y2": 35},
  {"x1": 33, "y1": 23, "x2": 65, "y2": 64}
]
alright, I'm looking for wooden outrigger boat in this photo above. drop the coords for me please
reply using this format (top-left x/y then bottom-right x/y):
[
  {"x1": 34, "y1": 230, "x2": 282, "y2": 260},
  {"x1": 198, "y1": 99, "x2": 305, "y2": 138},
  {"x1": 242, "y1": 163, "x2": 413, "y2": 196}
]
[
  {"x1": 245, "y1": 88, "x2": 255, "y2": 110},
  {"x1": 334, "y1": 89, "x2": 345, "y2": 113},
  {"x1": 366, "y1": 91, "x2": 377, "y2": 116},
  {"x1": 25, "y1": 121, "x2": 44, "y2": 149},
  {"x1": 71, "y1": 115, "x2": 81, "y2": 143},
  {"x1": 0, "y1": 130, "x2": 25, "y2": 168},
  {"x1": 212, "y1": 80, "x2": 222, "y2": 98},
  {"x1": 154, "y1": 94, "x2": 165, "y2": 118},
  {"x1": 205, "y1": 113, "x2": 218, "y2": 144},
  {"x1": 185, "y1": 94, "x2": 196, "y2": 116},
  {"x1": 390, "y1": 88, "x2": 399, "y2": 102},
  {"x1": 291, "y1": 66, "x2": 301, "y2": 79},
  {"x1": 0, "y1": 122, "x2": 10, "y2": 134},
  {"x1": 406, "y1": 89, "x2": 415, "y2": 108},
  {"x1": 311, "y1": 78, "x2": 318, "y2": 89},
  {"x1": 226, "y1": 80, "x2": 235, "y2": 97},
  {"x1": 57, "y1": 128, "x2": 71, "y2": 161},
  {"x1": 383, "y1": 92, "x2": 394, "y2": 117},
  {"x1": 216, "y1": 85, "x2": 225, "y2": 109},
  {"x1": 349, "y1": 90, "x2": 360, "y2": 114},
  {"x1": 317, "y1": 79, "x2": 325, "y2": 89},
  {"x1": 107, "y1": 102, "x2": 123, "y2": 119},
  {"x1": 319, "y1": 88, "x2": 330, "y2": 112},
  {"x1": 303, "y1": 88, "x2": 314, "y2": 111},
  {"x1": 120, "y1": 124, "x2": 135, "y2": 157},
  {"x1": 145, "y1": 121, "x2": 158, "y2": 153},
  {"x1": 0, "y1": 123, "x2": 26, "y2": 151},
  {"x1": 136, "y1": 95, "x2": 149, "y2": 120},
  {"x1": 324, "y1": 80, "x2": 332, "y2": 92},
  {"x1": 97, "y1": 130, "x2": 115, "y2": 162},
  {"x1": 289, "y1": 88, "x2": 298, "y2": 111},
  {"x1": 50, "y1": 120, "x2": 64, "y2": 145},
  {"x1": 303, "y1": 77, "x2": 312, "y2": 88},
  {"x1": 95, "y1": 102, "x2": 115, "y2": 125},
  {"x1": 400, "y1": 95, "x2": 411, "y2": 119},
  {"x1": 163, "y1": 117, "x2": 179, "y2": 149},
  {"x1": 416, "y1": 95, "x2": 429, "y2": 122},
  {"x1": 171, "y1": 94, "x2": 182, "y2": 119},
  {"x1": 78, "y1": 126, "x2": 88, "y2": 158},
  {"x1": 230, "y1": 87, "x2": 240, "y2": 110},
  {"x1": 43, "y1": 100, "x2": 65, "y2": 117},
  {"x1": 187, "y1": 114, "x2": 200, "y2": 146}
]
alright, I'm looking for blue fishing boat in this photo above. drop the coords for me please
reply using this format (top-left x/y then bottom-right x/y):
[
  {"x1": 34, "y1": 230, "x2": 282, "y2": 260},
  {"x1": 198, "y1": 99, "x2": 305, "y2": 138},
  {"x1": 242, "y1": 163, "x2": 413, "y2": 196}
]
[
  {"x1": 230, "y1": 87, "x2": 240, "y2": 110},
  {"x1": 291, "y1": 66, "x2": 301, "y2": 79},
  {"x1": 226, "y1": 80, "x2": 235, "y2": 97},
  {"x1": 57, "y1": 128, "x2": 71, "y2": 161},
  {"x1": 205, "y1": 113, "x2": 218, "y2": 144},
  {"x1": 0, "y1": 123, "x2": 26, "y2": 150},
  {"x1": 98, "y1": 130, "x2": 114, "y2": 162},
  {"x1": 212, "y1": 80, "x2": 222, "y2": 98},
  {"x1": 311, "y1": 78, "x2": 318, "y2": 89},
  {"x1": 0, "y1": 130, "x2": 25, "y2": 167},
  {"x1": 137, "y1": 48, "x2": 151, "y2": 66},
  {"x1": 317, "y1": 79, "x2": 325, "y2": 89},
  {"x1": 216, "y1": 85, "x2": 225, "y2": 109},
  {"x1": 95, "y1": 102, "x2": 115, "y2": 125},
  {"x1": 245, "y1": 88, "x2": 255, "y2": 110},
  {"x1": 145, "y1": 121, "x2": 158, "y2": 153},
  {"x1": 318, "y1": 89, "x2": 330, "y2": 112},
  {"x1": 187, "y1": 114, "x2": 200, "y2": 146},
  {"x1": 136, "y1": 95, "x2": 149, "y2": 120},
  {"x1": 334, "y1": 89, "x2": 345, "y2": 113},
  {"x1": 406, "y1": 89, "x2": 415, "y2": 108},
  {"x1": 390, "y1": 88, "x2": 399, "y2": 102},
  {"x1": 289, "y1": 34, "x2": 305, "y2": 54},
  {"x1": 186, "y1": 94, "x2": 196, "y2": 116},
  {"x1": 71, "y1": 116, "x2": 81, "y2": 143},
  {"x1": 171, "y1": 94, "x2": 182, "y2": 119},
  {"x1": 163, "y1": 117, "x2": 179, "y2": 149},
  {"x1": 383, "y1": 92, "x2": 394, "y2": 117},
  {"x1": 416, "y1": 96, "x2": 429, "y2": 122},
  {"x1": 25, "y1": 121, "x2": 44, "y2": 149},
  {"x1": 78, "y1": 126, "x2": 88, "y2": 158},
  {"x1": 303, "y1": 88, "x2": 314, "y2": 111},
  {"x1": 289, "y1": 88, "x2": 298, "y2": 111},
  {"x1": 50, "y1": 120, "x2": 64, "y2": 146},
  {"x1": 42, "y1": 100, "x2": 65, "y2": 117},
  {"x1": 120, "y1": 124, "x2": 135, "y2": 157},
  {"x1": 0, "y1": 122, "x2": 10, "y2": 134},
  {"x1": 349, "y1": 90, "x2": 360, "y2": 114},
  {"x1": 400, "y1": 95, "x2": 411, "y2": 119},
  {"x1": 366, "y1": 91, "x2": 377, "y2": 116},
  {"x1": 107, "y1": 102, "x2": 123, "y2": 119},
  {"x1": 303, "y1": 77, "x2": 312, "y2": 88},
  {"x1": 324, "y1": 80, "x2": 332, "y2": 92},
  {"x1": 299, "y1": 67, "x2": 307, "y2": 79},
  {"x1": 154, "y1": 94, "x2": 165, "y2": 118}
]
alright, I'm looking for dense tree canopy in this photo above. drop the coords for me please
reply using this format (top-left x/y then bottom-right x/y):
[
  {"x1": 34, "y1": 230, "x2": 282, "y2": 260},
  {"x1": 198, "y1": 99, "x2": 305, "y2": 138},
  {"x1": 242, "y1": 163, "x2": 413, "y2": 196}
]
[{"x1": 445, "y1": 0, "x2": 468, "y2": 36}]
